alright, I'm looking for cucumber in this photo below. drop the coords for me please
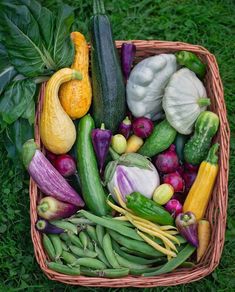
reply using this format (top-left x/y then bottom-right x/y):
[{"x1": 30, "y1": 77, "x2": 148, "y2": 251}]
[
  {"x1": 77, "y1": 114, "x2": 108, "y2": 216},
  {"x1": 174, "y1": 133, "x2": 189, "y2": 162},
  {"x1": 90, "y1": 0, "x2": 126, "y2": 132},
  {"x1": 138, "y1": 119, "x2": 177, "y2": 157},
  {"x1": 184, "y1": 111, "x2": 219, "y2": 165}
]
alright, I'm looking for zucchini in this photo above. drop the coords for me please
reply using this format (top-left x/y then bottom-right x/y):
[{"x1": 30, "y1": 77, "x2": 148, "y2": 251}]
[
  {"x1": 184, "y1": 111, "x2": 219, "y2": 165},
  {"x1": 138, "y1": 119, "x2": 177, "y2": 157},
  {"x1": 77, "y1": 114, "x2": 108, "y2": 216},
  {"x1": 90, "y1": 0, "x2": 126, "y2": 132}
]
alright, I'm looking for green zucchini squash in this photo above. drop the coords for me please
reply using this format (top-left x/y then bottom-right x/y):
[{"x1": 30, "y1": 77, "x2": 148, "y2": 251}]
[
  {"x1": 77, "y1": 114, "x2": 108, "y2": 216},
  {"x1": 90, "y1": 0, "x2": 126, "y2": 132},
  {"x1": 184, "y1": 111, "x2": 219, "y2": 165}
]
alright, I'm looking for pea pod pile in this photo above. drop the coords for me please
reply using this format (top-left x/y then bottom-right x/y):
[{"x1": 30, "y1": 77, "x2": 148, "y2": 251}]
[{"x1": 41, "y1": 213, "x2": 195, "y2": 277}]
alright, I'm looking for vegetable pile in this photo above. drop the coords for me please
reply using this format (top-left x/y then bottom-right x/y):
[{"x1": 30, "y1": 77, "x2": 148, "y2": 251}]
[{"x1": 6, "y1": 0, "x2": 221, "y2": 279}]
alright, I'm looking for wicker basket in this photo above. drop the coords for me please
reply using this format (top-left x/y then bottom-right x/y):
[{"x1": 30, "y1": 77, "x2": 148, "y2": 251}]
[{"x1": 30, "y1": 40, "x2": 230, "y2": 287}]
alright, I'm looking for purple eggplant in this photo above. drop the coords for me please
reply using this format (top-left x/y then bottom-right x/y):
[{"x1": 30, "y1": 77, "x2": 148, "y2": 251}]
[
  {"x1": 121, "y1": 42, "x2": 136, "y2": 81},
  {"x1": 175, "y1": 211, "x2": 199, "y2": 247},
  {"x1": 35, "y1": 219, "x2": 64, "y2": 234},
  {"x1": 37, "y1": 196, "x2": 78, "y2": 220},
  {"x1": 22, "y1": 139, "x2": 84, "y2": 207},
  {"x1": 118, "y1": 116, "x2": 132, "y2": 139},
  {"x1": 91, "y1": 123, "x2": 112, "y2": 173}
]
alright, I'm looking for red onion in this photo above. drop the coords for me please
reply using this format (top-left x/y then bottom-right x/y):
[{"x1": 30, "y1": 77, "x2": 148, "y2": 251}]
[
  {"x1": 176, "y1": 164, "x2": 184, "y2": 176},
  {"x1": 182, "y1": 171, "x2": 198, "y2": 193},
  {"x1": 53, "y1": 154, "x2": 77, "y2": 177},
  {"x1": 172, "y1": 192, "x2": 187, "y2": 205},
  {"x1": 132, "y1": 117, "x2": 154, "y2": 138},
  {"x1": 163, "y1": 171, "x2": 185, "y2": 192},
  {"x1": 155, "y1": 145, "x2": 179, "y2": 174},
  {"x1": 164, "y1": 199, "x2": 182, "y2": 218},
  {"x1": 184, "y1": 162, "x2": 199, "y2": 172},
  {"x1": 46, "y1": 150, "x2": 57, "y2": 164}
]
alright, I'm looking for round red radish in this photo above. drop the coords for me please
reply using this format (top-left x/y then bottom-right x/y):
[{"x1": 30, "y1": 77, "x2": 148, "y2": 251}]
[
  {"x1": 54, "y1": 154, "x2": 77, "y2": 177},
  {"x1": 132, "y1": 117, "x2": 154, "y2": 138}
]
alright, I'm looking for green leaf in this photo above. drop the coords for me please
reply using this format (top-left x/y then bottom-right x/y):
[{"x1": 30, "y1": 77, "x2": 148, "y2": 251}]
[
  {"x1": 118, "y1": 153, "x2": 153, "y2": 170},
  {"x1": 0, "y1": 79, "x2": 36, "y2": 125},
  {"x1": 52, "y1": 4, "x2": 75, "y2": 69},
  {"x1": 21, "y1": 98, "x2": 35, "y2": 125},
  {"x1": 104, "y1": 161, "x2": 118, "y2": 185},
  {"x1": 0, "y1": 43, "x2": 18, "y2": 95},
  {"x1": 3, "y1": 118, "x2": 34, "y2": 161},
  {"x1": 0, "y1": 3, "x2": 55, "y2": 77}
]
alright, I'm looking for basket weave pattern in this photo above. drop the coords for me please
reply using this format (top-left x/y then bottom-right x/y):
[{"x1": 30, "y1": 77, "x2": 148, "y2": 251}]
[{"x1": 30, "y1": 40, "x2": 230, "y2": 287}]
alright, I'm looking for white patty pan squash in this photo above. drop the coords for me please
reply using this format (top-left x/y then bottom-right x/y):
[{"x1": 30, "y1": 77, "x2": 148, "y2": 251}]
[
  {"x1": 162, "y1": 68, "x2": 210, "y2": 135},
  {"x1": 126, "y1": 54, "x2": 177, "y2": 120}
]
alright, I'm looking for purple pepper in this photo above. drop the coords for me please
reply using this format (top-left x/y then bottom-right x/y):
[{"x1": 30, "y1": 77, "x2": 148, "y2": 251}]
[
  {"x1": 175, "y1": 211, "x2": 199, "y2": 247},
  {"x1": 91, "y1": 123, "x2": 112, "y2": 173},
  {"x1": 118, "y1": 116, "x2": 132, "y2": 139},
  {"x1": 121, "y1": 43, "x2": 136, "y2": 81}
]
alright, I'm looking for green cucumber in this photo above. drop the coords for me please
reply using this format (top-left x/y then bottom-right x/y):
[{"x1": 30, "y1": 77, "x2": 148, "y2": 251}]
[
  {"x1": 77, "y1": 115, "x2": 108, "y2": 216},
  {"x1": 90, "y1": 0, "x2": 126, "y2": 132},
  {"x1": 174, "y1": 133, "x2": 189, "y2": 162},
  {"x1": 138, "y1": 119, "x2": 177, "y2": 157},
  {"x1": 184, "y1": 111, "x2": 219, "y2": 164}
]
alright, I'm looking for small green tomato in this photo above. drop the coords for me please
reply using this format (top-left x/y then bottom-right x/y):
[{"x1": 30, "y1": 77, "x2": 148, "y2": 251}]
[
  {"x1": 111, "y1": 134, "x2": 127, "y2": 154},
  {"x1": 153, "y1": 183, "x2": 174, "y2": 205}
]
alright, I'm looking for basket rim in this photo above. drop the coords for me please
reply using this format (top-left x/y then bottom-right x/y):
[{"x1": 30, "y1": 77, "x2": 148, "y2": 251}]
[{"x1": 30, "y1": 39, "x2": 230, "y2": 287}]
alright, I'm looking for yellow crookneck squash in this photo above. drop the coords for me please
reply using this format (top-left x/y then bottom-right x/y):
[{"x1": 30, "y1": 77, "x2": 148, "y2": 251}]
[
  {"x1": 40, "y1": 68, "x2": 82, "y2": 154},
  {"x1": 183, "y1": 143, "x2": 219, "y2": 220},
  {"x1": 59, "y1": 32, "x2": 92, "y2": 119}
]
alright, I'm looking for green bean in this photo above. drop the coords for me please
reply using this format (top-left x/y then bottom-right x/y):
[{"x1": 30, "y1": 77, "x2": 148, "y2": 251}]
[
  {"x1": 114, "y1": 252, "x2": 149, "y2": 270},
  {"x1": 69, "y1": 245, "x2": 97, "y2": 258},
  {"x1": 120, "y1": 246, "x2": 151, "y2": 257},
  {"x1": 94, "y1": 244, "x2": 111, "y2": 268},
  {"x1": 112, "y1": 241, "x2": 163, "y2": 265},
  {"x1": 103, "y1": 233, "x2": 120, "y2": 268},
  {"x1": 79, "y1": 231, "x2": 89, "y2": 249},
  {"x1": 76, "y1": 258, "x2": 107, "y2": 270},
  {"x1": 51, "y1": 220, "x2": 78, "y2": 234},
  {"x1": 143, "y1": 244, "x2": 196, "y2": 276},
  {"x1": 61, "y1": 250, "x2": 78, "y2": 265},
  {"x1": 42, "y1": 234, "x2": 55, "y2": 261},
  {"x1": 86, "y1": 225, "x2": 98, "y2": 242},
  {"x1": 61, "y1": 241, "x2": 69, "y2": 251},
  {"x1": 108, "y1": 230, "x2": 163, "y2": 258},
  {"x1": 80, "y1": 210, "x2": 143, "y2": 241},
  {"x1": 67, "y1": 218, "x2": 94, "y2": 225},
  {"x1": 47, "y1": 262, "x2": 80, "y2": 275},
  {"x1": 67, "y1": 232, "x2": 83, "y2": 248},
  {"x1": 80, "y1": 267, "x2": 129, "y2": 278},
  {"x1": 48, "y1": 234, "x2": 62, "y2": 260},
  {"x1": 96, "y1": 224, "x2": 105, "y2": 247}
]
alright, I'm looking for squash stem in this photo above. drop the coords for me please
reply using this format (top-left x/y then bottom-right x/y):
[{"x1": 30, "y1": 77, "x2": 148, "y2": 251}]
[
  {"x1": 205, "y1": 143, "x2": 219, "y2": 164},
  {"x1": 197, "y1": 98, "x2": 211, "y2": 107}
]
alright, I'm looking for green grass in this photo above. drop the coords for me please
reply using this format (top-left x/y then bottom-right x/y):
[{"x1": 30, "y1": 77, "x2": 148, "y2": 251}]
[{"x1": 0, "y1": 0, "x2": 235, "y2": 291}]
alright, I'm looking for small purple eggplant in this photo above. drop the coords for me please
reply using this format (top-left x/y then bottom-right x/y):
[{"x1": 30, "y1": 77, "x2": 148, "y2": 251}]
[
  {"x1": 118, "y1": 116, "x2": 132, "y2": 139},
  {"x1": 91, "y1": 123, "x2": 112, "y2": 173},
  {"x1": 175, "y1": 211, "x2": 199, "y2": 247},
  {"x1": 37, "y1": 196, "x2": 78, "y2": 220},
  {"x1": 121, "y1": 42, "x2": 136, "y2": 81},
  {"x1": 35, "y1": 219, "x2": 64, "y2": 234}
]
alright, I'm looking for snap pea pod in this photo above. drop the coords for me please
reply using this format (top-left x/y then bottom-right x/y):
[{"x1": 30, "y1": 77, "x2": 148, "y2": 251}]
[
  {"x1": 48, "y1": 234, "x2": 62, "y2": 260},
  {"x1": 87, "y1": 241, "x2": 95, "y2": 251},
  {"x1": 120, "y1": 247, "x2": 153, "y2": 258},
  {"x1": 67, "y1": 232, "x2": 83, "y2": 248},
  {"x1": 108, "y1": 230, "x2": 163, "y2": 257},
  {"x1": 47, "y1": 262, "x2": 80, "y2": 275},
  {"x1": 61, "y1": 250, "x2": 78, "y2": 266},
  {"x1": 80, "y1": 267, "x2": 129, "y2": 278},
  {"x1": 96, "y1": 224, "x2": 105, "y2": 247},
  {"x1": 114, "y1": 252, "x2": 150, "y2": 270},
  {"x1": 180, "y1": 261, "x2": 196, "y2": 268},
  {"x1": 86, "y1": 225, "x2": 98, "y2": 242},
  {"x1": 112, "y1": 241, "x2": 163, "y2": 265},
  {"x1": 61, "y1": 241, "x2": 69, "y2": 251},
  {"x1": 43, "y1": 234, "x2": 55, "y2": 261},
  {"x1": 94, "y1": 244, "x2": 111, "y2": 268},
  {"x1": 67, "y1": 218, "x2": 94, "y2": 225},
  {"x1": 60, "y1": 233, "x2": 70, "y2": 242},
  {"x1": 80, "y1": 210, "x2": 143, "y2": 241},
  {"x1": 69, "y1": 245, "x2": 97, "y2": 258},
  {"x1": 51, "y1": 220, "x2": 78, "y2": 234},
  {"x1": 143, "y1": 244, "x2": 196, "y2": 276},
  {"x1": 79, "y1": 231, "x2": 89, "y2": 249},
  {"x1": 104, "y1": 217, "x2": 133, "y2": 228},
  {"x1": 103, "y1": 233, "x2": 120, "y2": 268},
  {"x1": 130, "y1": 266, "x2": 163, "y2": 275},
  {"x1": 76, "y1": 258, "x2": 107, "y2": 270}
]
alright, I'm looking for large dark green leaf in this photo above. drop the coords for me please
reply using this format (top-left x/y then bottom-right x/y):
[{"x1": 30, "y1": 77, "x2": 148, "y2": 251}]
[
  {"x1": 52, "y1": 4, "x2": 75, "y2": 69},
  {"x1": 3, "y1": 118, "x2": 33, "y2": 161},
  {"x1": 0, "y1": 3, "x2": 55, "y2": 77},
  {"x1": 0, "y1": 43, "x2": 18, "y2": 95},
  {"x1": 0, "y1": 79, "x2": 36, "y2": 125},
  {"x1": 21, "y1": 98, "x2": 35, "y2": 125}
]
